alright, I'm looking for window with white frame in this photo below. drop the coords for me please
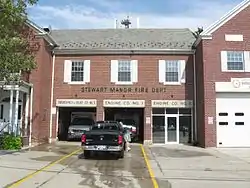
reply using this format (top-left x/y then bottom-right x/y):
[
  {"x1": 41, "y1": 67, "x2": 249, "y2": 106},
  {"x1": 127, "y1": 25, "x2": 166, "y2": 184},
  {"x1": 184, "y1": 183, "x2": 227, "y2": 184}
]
[
  {"x1": 227, "y1": 51, "x2": 244, "y2": 70},
  {"x1": 63, "y1": 60, "x2": 90, "y2": 84},
  {"x1": 118, "y1": 60, "x2": 131, "y2": 82},
  {"x1": 110, "y1": 60, "x2": 138, "y2": 84},
  {"x1": 158, "y1": 60, "x2": 186, "y2": 84},
  {"x1": 165, "y1": 60, "x2": 179, "y2": 82},
  {"x1": 71, "y1": 61, "x2": 84, "y2": 82}
]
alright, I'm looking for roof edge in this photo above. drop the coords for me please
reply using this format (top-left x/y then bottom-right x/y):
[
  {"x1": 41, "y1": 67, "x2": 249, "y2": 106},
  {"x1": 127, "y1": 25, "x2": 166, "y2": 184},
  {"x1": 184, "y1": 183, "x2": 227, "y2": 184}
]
[
  {"x1": 201, "y1": 0, "x2": 250, "y2": 36},
  {"x1": 54, "y1": 48, "x2": 195, "y2": 55}
]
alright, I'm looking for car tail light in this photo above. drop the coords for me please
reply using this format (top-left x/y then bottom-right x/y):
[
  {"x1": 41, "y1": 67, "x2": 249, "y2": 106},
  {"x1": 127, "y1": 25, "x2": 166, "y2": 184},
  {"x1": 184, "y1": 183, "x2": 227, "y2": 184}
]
[
  {"x1": 81, "y1": 134, "x2": 86, "y2": 143},
  {"x1": 118, "y1": 135, "x2": 123, "y2": 145}
]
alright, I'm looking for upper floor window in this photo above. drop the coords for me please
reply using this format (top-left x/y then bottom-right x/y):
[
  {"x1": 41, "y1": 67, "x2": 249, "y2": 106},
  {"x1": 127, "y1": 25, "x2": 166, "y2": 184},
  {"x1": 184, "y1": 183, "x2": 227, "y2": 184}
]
[
  {"x1": 227, "y1": 51, "x2": 244, "y2": 70},
  {"x1": 159, "y1": 60, "x2": 186, "y2": 85},
  {"x1": 221, "y1": 51, "x2": 250, "y2": 72},
  {"x1": 111, "y1": 60, "x2": 138, "y2": 85},
  {"x1": 71, "y1": 61, "x2": 84, "y2": 82},
  {"x1": 63, "y1": 60, "x2": 90, "y2": 84},
  {"x1": 118, "y1": 60, "x2": 131, "y2": 82}
]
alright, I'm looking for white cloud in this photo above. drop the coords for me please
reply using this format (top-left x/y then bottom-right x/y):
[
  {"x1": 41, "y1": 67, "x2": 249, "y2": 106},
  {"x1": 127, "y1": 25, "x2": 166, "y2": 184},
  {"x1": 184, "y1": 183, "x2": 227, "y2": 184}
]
[{"x1": 28, "y1": 0, "x2": 240, "y2": 31}]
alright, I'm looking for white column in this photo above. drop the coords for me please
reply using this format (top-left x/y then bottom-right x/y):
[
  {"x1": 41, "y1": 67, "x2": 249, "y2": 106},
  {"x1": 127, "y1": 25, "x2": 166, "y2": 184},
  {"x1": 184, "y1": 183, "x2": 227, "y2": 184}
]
[
  {"x1": 14, "y1": 90, "x2": 19, "y2": 136},
  {"x1": 9, "y1": 89, "x2": 14, "y2": 133},
  {"x1": 24, "y1": 94, "x2": 30, "y2": 136}
]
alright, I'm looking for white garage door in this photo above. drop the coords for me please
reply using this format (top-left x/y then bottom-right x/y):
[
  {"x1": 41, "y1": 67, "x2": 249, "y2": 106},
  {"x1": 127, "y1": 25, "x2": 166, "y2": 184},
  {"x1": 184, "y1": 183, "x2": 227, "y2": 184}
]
[{"x1": 216, "y1": 93, "x2": 250, "y2": 147}]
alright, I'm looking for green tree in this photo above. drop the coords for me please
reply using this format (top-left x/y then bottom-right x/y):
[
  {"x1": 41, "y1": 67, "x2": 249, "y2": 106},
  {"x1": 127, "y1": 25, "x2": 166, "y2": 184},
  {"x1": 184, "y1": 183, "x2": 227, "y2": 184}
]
[{"x1": 0, "y1": 0, "x2": 39, "y2": 83}]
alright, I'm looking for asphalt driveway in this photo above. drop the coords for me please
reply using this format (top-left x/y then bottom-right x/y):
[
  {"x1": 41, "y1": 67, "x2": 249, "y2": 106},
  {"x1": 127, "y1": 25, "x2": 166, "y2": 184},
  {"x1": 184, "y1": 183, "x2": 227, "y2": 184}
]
[{"x1": 0, "y1": 142, "x2": 166, "y2": 188}]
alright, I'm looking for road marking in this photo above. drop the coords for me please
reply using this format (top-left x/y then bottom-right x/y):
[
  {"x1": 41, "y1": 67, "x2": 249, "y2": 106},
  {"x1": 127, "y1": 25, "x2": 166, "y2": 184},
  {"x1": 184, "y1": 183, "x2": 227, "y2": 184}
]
[
  {"x1": 140, "y1": 144, "x2": 159, "y2": 188},
  {"x1": 8, "y1": 148, "x2": 82, "y2": 188}
]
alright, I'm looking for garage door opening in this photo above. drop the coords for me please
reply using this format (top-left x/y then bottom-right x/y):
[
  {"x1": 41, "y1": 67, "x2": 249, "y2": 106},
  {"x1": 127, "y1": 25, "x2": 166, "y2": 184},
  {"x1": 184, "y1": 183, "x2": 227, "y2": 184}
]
[
  {"x1": 58, "y1": 107, "x2": 96, "y2": 141},
  {"x1": 104, "y1": 108, "x2": 144, "y2": 143}
]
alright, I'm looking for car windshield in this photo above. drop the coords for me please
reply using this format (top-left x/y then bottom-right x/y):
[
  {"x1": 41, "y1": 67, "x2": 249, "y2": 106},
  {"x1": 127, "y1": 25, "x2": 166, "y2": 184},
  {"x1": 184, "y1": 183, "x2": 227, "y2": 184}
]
[
  {"x1": 91, "y1": 123, "x2": 120, "y2": 131},
  {"x1": 120, "y1": 119, "x2": 135, "y2": 125},
  {"x1": 71, "y1": 118, "x2": 94, "y2": 125}
]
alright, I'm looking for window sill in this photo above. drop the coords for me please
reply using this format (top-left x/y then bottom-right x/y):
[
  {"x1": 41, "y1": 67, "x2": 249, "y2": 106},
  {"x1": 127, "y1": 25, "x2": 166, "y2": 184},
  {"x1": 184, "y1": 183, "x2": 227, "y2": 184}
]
[
  {"x1": 67, "y1": 82, "x2": 86, "y2": 85},
  {"x1": 115, "y1": 82, "x2": 133, "y2": 85},
  {"x1": 163, "y1": 82, "x2": 182, "y2": 85},
  {"x1": 223, "y1": 70, "x2": 245, "y2": 72}
]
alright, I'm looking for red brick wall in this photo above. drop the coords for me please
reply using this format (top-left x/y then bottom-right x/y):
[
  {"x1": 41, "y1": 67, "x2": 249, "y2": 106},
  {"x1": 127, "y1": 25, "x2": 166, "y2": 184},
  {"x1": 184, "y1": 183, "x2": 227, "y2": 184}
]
[
  {"x1": 52, "y1": 54, "x2": 194, "y2": 140},
  {"x1": 29, "y1": 38, "x2": 52, "y2": 143},
  {"x1": 198, "y1": 5, "x2": 250, "y2": 147}
]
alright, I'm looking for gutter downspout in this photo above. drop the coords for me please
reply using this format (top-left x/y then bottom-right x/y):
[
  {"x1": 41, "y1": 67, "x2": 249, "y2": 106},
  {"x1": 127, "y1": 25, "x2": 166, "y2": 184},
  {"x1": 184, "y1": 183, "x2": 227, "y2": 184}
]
[
  {"x1": 193, "y1": 52, "x2": 197, "y2": 143},
  {"x1": 29, "y1": 84, "x2": 34, "y2": 146},
  {"x1": 49, "y1": 51, "x2": 55, "y2": 143}
]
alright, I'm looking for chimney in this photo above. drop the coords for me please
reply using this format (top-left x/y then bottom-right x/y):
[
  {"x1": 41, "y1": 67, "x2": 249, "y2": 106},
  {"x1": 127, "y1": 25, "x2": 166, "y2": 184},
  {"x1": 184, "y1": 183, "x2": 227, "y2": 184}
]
[{"x1": 114, "y1": 18, "x2": 118, "y2": 29}]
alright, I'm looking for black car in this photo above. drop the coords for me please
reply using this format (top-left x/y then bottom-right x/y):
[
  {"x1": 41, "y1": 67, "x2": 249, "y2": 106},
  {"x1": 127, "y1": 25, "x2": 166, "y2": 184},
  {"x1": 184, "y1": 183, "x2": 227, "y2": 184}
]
[{"x1": 81, "y1": 121, "x2": 126, "y2": 159}]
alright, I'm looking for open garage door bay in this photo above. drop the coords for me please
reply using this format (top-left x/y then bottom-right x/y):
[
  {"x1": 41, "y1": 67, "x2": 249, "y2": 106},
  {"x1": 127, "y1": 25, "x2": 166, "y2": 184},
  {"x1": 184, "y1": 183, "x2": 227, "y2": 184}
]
[{"x1": 216, "y1": 93, "x2": 250, "y2": 147}]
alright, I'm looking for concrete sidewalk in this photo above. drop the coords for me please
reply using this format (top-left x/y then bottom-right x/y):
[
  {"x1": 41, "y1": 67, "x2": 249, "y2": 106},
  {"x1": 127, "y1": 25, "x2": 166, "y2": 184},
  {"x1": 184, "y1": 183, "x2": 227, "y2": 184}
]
[{"x1": 146, "y1": 145, "x2": 250, "y2": 188}]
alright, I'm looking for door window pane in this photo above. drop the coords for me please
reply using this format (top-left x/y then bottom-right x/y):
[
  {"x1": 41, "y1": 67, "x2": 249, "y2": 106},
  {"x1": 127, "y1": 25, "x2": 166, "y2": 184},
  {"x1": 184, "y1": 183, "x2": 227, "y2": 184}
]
[
  {"x1": 167, "y1": 117, "x2": 177, "y2": 142},
  {"x1": 152, "y1": 116, "x2": 165, "y2": 143}
]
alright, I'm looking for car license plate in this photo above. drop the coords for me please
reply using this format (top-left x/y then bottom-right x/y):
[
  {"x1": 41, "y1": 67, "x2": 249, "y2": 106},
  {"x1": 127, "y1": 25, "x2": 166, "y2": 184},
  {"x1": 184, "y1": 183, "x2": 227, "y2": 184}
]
[{"x1": 97, "y1": 146, "x2": 106, "y2": 150}]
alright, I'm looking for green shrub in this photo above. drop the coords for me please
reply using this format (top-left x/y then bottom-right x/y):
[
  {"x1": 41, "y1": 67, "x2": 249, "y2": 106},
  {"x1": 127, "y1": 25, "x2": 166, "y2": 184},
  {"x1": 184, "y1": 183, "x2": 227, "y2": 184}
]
[{"x1": 0, "y1": 133, "x2": 22, "y2": 150}]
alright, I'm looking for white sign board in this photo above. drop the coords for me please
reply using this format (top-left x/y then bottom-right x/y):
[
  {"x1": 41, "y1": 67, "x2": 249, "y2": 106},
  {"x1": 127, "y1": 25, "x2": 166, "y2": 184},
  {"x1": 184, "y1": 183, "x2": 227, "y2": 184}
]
[
  {"x1": 231, "y1": 78, "x2": 250, "y2": 89},
  {"x1": 151, "y1": 100, "x2": 193, "y2": 108},
  {"x1": 56, "y1": 99, "x2": 97, "y2": 107},
  {"x1": 103, "y1": 100, "x2": 145, "y2": 107},
  {"x1": 146, "y1": 117, "x2": 151, "y2": 124}
]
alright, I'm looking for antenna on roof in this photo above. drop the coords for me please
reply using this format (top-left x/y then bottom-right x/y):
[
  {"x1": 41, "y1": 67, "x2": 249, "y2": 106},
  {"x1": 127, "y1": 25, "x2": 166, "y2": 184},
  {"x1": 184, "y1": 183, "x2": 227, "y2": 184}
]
[{"x1": 121, "y1": 16, "x2": 131, "y2": 29}]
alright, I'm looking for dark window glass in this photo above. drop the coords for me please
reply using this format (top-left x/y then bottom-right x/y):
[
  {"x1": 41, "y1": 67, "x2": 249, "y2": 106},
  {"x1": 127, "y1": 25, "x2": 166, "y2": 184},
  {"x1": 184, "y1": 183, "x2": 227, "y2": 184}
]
[
  {"x1": 219, "y1": 113, "x2": 228, "y2": 116},
  {"x1": 0, "y1": 105, "x2": 3, "y2": 119},
  {"x1": 179, "y1": 108, "x2": 191, "y2": 114},
  {"x1": 152, "y1": 108, "x2": 165, "y2": 114},
  {"x1": 219, "y1": 122, "x2": 228, "y2": 125},
  {"x1": 235, "y1": 122, "x2": 244, "y2": 125},
  {"x1": 235, "y1": 113, "x2": 244, "y2": 116},
  {"x1": 166, "y1": 108, "x2": 178, "y2": 114}
]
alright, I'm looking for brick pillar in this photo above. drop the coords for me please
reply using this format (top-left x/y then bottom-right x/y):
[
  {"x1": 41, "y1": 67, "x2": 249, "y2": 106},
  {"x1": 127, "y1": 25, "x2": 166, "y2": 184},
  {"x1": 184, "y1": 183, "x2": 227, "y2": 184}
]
[
  {"x1": 144, "y1": 106, "x2": 152, "y2": 145},
  {"x1": 96, "y1": 105, "x2": 104, "y2": 121}
]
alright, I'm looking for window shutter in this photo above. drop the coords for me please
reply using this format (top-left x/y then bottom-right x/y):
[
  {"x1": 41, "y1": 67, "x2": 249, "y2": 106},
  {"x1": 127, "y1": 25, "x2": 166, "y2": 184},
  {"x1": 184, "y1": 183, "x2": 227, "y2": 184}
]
[
  {"x1": 131, "y1": 60, "x2": 138, "y2": 83},
  {"x1": 111, "y1": 60, "x2": 118, "y2": 83},
  {"x1": 84, "y1": 60, "x2": 91, "y2": 82},
  {"x1": 159, "y1": 60, "x2": 166, "y2": 83},
  {"x1": 221, "y1": 51, "x2": 228, "y2": 71},
  {"x1": 63, "y1": 60, "x2": 72, "y2": 83},
  {"x1": 180, "y1": 60, "x2": 186, "y2": 83},
  {"x1": 244, "y1": 51, "x2": 250, "y2": 72}
]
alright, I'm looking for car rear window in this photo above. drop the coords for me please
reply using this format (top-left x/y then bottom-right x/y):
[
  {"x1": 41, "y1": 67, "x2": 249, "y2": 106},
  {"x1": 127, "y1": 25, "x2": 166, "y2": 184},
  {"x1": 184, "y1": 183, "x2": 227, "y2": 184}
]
[
  {"x1": 72, "y1": 118, "x2": 94, "y2": 125},
  {"x1": 91, "y1": 123, "x2": 120, "y2": 131}
]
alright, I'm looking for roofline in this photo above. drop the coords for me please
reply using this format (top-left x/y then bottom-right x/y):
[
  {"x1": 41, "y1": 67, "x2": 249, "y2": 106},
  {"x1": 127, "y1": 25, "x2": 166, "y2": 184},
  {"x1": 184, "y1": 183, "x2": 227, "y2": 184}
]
[
  {"x1": 26, "y1": 20, "x2": 58, "y2": 46},
  {"x1": 193, "y1": 35, "x2": 212, "y2": 47},
  {"x1": 201, "y1": 0, "x2": 250, "y2": 36},
  {"x1": 53, "y1": 48, "x2": 195, "y2": 55}
]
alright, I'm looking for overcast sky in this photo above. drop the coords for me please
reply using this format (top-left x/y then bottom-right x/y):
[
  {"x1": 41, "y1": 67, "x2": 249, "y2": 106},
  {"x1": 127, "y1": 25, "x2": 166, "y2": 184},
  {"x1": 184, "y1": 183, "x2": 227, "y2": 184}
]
[{"x1": 27, "y1": 0, "x2": 242, "y2": 31}]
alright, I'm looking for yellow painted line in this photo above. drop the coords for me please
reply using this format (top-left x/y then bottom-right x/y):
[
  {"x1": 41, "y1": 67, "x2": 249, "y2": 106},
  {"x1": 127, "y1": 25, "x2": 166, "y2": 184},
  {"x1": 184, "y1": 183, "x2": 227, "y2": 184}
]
[
  {"x1": 8, "y1": 148, "x2": 82, "y2": 188},
  {"x1": 140, "y1": 144, "x2": 159, "y2": 188}
]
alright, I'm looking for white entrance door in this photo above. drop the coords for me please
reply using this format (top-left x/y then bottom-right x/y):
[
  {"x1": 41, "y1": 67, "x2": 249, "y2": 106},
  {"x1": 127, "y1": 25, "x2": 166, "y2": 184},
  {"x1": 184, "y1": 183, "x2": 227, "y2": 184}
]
[
  {"x1": 216, "y1": 93, "x2": 250, "y2": 147},
  {"x1": 165, "y1": 115, "x2": 179, "y2": 144}
]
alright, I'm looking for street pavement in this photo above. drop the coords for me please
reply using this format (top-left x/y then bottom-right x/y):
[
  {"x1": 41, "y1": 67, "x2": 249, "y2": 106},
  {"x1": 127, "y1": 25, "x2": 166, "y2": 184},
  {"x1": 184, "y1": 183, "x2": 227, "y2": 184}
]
[
  {"x1": 0, "y1": 142, "x2": 167, "y2": 188},
  {"x1": 147, "y1": 144, "x2": 250, "y2": 188}
]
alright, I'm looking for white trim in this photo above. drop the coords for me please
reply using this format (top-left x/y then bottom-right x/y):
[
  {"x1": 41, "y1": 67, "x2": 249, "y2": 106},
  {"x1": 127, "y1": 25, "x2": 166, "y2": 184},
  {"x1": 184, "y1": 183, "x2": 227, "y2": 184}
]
[
  {"x1": 201, "y1": 0, "x2": 250, "y2": 36},
  {"x1": 49, "y1": 53, "x2": 55, "y2": 143}
]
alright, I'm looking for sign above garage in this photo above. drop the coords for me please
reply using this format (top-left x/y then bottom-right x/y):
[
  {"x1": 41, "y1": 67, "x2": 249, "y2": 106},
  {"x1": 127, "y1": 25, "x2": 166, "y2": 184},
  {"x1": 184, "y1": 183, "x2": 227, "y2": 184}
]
[
  {"x1": 231, "y1": 78, "x2": 250, "y2": 88},
  {"x1": 56, "y1": 99, "x2": 97, "y2": 107},
  {"x1": 103, "y1": 100, "x2": 145, "y2": 108},
  {"x1": 151, "y1": 100, "x2": 193, "y2": 108}
]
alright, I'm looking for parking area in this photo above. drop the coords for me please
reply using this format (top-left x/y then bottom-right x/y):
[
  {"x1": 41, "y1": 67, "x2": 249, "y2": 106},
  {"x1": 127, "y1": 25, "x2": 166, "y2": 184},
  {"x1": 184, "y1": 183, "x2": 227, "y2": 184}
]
[
  {"x1": 147, "y1": 145, "x2": 250, "y2": 188},
  {"x1": 0, "y1": 142, "x2": 167, "y2": 188}
]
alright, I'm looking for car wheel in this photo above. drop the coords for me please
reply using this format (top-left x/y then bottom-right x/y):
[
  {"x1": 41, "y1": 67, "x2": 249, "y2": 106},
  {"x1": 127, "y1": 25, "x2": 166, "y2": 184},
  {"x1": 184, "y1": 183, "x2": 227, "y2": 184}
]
[{"x1": 84, "y1": 151, "x2": 91, "y2": 159}]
